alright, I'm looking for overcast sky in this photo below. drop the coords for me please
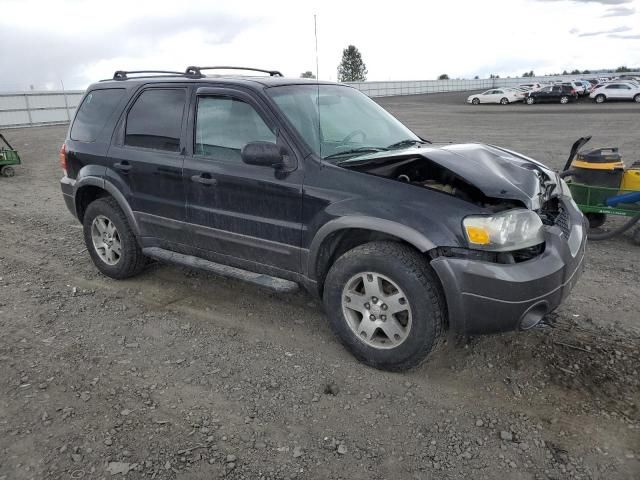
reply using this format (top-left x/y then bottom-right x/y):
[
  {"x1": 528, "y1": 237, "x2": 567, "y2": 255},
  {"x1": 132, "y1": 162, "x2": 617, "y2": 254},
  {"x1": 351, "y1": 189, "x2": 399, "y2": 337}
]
[{"x1": 0, "y1": 0, "x2": 639, "y2": 91}]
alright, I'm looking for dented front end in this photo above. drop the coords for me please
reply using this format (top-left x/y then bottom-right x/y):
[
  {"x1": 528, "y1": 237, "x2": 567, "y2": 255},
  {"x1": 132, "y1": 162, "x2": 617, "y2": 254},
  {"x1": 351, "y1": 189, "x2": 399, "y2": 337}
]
[{"x1": 339, "y1": 142, "x2": 587, "y2": 334}]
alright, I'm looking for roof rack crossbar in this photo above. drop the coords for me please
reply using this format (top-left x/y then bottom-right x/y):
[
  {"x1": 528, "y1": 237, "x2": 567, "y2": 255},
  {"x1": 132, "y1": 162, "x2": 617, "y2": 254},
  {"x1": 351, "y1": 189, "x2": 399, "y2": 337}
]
[
  {"x1": 185, "y1": 66, "x2": 284, "y2": 77},
  {"x1": 112, "y1": 70, "x2": 203, "y2": 80}
]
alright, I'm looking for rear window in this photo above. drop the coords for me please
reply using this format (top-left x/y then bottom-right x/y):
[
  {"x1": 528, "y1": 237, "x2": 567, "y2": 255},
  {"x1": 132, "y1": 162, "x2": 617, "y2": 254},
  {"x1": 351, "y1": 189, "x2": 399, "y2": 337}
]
[
  {"x1": 70, "y1": 89, "x2": 126, "y2": 142},
  {"x1": 125, "y1": 89, "x2": 186, "y2": 152}
]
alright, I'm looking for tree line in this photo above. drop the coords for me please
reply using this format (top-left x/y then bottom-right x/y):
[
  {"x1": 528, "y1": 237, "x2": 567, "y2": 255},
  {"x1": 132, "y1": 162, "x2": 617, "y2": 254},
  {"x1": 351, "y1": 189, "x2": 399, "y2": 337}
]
[{"x1": 300, "y1": 45, "x2": 636, "y2": 81}]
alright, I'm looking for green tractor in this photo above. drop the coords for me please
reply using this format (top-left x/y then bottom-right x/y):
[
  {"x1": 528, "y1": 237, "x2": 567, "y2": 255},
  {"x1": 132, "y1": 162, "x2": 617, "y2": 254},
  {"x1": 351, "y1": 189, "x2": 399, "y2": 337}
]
[{"x1": 0, "y1": 133, "x2": 21, "y2": 177}]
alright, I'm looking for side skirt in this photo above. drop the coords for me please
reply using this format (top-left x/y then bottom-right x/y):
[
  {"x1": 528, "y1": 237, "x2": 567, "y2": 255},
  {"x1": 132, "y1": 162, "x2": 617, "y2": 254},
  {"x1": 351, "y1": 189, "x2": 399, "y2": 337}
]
[{"x1": 142, "y1": 247, "x2": 299, "y2": 294}]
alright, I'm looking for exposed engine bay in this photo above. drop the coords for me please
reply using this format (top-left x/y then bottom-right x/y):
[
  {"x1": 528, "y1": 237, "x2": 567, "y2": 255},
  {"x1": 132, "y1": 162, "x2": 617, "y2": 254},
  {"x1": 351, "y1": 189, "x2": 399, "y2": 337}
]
[{"x1": 344, "y1": 156, "x2": 525, "y2": 212}]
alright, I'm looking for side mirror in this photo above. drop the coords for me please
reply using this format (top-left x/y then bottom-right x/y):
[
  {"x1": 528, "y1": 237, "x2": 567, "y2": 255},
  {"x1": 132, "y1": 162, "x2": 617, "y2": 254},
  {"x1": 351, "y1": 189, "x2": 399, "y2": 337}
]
[{"x1": 241, "y1": 141, "x2": 285, "y2": 168}]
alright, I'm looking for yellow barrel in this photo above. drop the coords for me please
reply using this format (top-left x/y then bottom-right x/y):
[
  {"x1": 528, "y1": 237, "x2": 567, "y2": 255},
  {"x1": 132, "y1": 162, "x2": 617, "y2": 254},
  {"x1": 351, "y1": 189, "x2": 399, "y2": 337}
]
[{"x1": 620, "y1": 165, "x2": 640, "y2": 191}]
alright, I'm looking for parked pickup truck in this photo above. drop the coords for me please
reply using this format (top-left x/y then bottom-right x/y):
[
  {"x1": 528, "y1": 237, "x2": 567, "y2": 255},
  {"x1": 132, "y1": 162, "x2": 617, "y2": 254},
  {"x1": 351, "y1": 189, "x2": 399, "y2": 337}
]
[{"x1": 60, "y1": 67, "x2": 587, "y2": 370}]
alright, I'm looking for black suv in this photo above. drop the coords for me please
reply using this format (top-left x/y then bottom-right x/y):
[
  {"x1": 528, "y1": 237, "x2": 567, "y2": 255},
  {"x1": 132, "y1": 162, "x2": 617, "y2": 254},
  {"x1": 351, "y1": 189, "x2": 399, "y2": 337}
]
[
  {"x1": 524, "y1": 85, "x2": 577, "y2": 104},
  {"x1": 60, "y1": 67, "x2": 586, "y2": 370}
]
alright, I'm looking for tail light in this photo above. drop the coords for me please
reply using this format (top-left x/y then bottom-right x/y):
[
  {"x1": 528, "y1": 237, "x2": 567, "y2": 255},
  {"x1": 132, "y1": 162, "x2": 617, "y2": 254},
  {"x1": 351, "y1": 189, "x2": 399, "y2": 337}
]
[{"x1": 59, "y1": 144, "x2": 68, "y2": 174}]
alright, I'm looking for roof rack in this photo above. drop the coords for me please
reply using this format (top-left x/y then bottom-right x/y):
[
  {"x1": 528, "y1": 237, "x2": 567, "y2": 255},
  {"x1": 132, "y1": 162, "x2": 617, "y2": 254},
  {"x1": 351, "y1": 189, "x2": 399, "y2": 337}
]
[
  {"x1": 185, "y1": 66, "x2": 284, "y2": 77},
  {"x1": 111, "y1": 70, "x2": 203, "y2": 81}
]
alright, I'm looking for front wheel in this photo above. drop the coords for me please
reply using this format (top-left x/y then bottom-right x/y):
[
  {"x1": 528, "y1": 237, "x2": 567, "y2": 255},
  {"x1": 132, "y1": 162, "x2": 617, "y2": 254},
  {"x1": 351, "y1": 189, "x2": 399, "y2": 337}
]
[
  {"x1": 560, "y1": 96, "x2": 569, "y2": 104},
  {"x1": 634, "y1": 94, "x2": 640, "y2": 103},
  {"x1": 471, "y1": 98, "x2": 480, "y2": 105},
  {"x1": 323, "y1": 242, "x2": 445, "y2": 371},
  {"x1": 595, "y1": 94, "x2": 605, "y2": 104},
  {"x1": 83, "y1": 197, "x2": 147, "y2": 279},
  {"x1": 525, "y1": 97, "x2": 535, "y2": 105},
  {"x1": 500, "y1": 97, "x2": 509, "y2": 105}
]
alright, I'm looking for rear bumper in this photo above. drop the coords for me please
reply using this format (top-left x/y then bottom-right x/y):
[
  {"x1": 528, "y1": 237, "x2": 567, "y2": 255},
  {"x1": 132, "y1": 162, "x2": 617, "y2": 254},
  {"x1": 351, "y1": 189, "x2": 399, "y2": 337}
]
[
  {"x1": 61, "y1": 176, "x2": 77, "y2": 219},
  {"x1": 431, "y1": 198, "x2": 587, "y2": 335}
]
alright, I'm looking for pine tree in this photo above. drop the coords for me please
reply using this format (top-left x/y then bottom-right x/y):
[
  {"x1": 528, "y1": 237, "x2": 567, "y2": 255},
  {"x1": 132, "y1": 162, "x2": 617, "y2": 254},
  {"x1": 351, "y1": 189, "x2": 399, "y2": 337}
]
[{"x1": 337, "y1": 45, "x2": 368, "y2": 82}]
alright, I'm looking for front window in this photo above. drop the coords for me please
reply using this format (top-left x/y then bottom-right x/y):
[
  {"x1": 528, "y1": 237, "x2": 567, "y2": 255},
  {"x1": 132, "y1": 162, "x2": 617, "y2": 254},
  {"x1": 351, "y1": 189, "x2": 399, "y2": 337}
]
[{"x1": 266, "y1": 84, "x2": 420, "y2": 161}]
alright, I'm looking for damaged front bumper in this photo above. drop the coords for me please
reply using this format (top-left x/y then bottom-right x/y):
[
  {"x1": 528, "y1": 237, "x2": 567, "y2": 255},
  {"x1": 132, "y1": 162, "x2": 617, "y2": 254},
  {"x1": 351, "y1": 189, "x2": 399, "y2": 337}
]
[{"x1": 431, "y1": 198, "x2": 587, "y2": 335}]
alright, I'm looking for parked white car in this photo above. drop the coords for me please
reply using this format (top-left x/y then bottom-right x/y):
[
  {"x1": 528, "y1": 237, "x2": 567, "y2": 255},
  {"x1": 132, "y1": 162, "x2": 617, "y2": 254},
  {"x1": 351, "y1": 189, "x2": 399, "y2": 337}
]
[
  {"x1": 590, "y1": 82, "x2": 640, "y2": 103},
  {"x1": 519, "y1": 83, "x2": 542, "y2": 91},
  {"x1": 467, "y1": 88, "x2": 523, "y2": 105}
]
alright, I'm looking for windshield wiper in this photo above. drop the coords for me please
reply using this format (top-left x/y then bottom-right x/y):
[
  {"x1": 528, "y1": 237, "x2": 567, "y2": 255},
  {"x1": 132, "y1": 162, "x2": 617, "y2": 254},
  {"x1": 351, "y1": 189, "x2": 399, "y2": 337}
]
[
  {"x1": 386, "y1": 139, "x2": 429, "y2": 150},
  {"x1": 324, "y1": 146, "x2": 388, "y2": 160}
]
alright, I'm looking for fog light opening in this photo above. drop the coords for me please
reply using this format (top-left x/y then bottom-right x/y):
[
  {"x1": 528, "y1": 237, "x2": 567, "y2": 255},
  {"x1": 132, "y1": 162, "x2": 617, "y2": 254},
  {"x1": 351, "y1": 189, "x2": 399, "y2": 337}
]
[{"x1": 519, "y1": 302, "x2": 548, "y2": 330}]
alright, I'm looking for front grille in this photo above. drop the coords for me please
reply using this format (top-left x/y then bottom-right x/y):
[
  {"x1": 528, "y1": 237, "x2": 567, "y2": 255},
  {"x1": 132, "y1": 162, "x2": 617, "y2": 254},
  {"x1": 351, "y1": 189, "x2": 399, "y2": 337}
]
[
  {"x1": 539, "y1": 197, "x2": 571, "y2": 238},
  {"x1": 555, "y1": 205, "x2": 571, "y2": 238}
]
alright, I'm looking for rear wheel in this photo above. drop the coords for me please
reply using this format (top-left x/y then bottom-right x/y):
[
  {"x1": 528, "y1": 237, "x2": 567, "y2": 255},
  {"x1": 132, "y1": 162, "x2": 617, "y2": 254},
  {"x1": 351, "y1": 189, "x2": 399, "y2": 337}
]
[
  {"x1": 323, "y1": 241, "x2": 445, "y2": 371},
  {"x1": 500, "y1": 97, "x2": 509, "y2": 105},
  {"x1": 0, "y1": 166, "x2": 15, "y2": 177},
  {"x1": 525, "y1": 97, "x2": 535, "y2": 105},
  {"x1": 595, "y1": 94, "x2": 605, "y2": 104},
  {"x1": 83, "y1": 197, "x2": 147, "y2": 279},
  {"x1": 634, "y1": 94, "x2": 640, "y2": 103},
  {"x1": 471, "y1": 98, "x2": 480, "y2": 105},
  {"x1": 560, "y1": 96, "x2": 569, "y2": 104}
]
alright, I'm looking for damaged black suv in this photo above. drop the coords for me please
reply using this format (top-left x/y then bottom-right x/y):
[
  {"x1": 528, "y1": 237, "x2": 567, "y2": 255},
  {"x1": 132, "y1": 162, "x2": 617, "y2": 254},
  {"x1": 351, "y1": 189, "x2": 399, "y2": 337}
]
[{"x1": 60, "y1": 67, "x2": 586, "y2": 371}]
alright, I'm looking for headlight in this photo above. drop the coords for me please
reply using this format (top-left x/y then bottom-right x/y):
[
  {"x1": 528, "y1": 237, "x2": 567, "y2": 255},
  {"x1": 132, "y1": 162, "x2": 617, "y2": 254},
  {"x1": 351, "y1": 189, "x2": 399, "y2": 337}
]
[{"x1": 463, "y1": 209, "x2": 544, "y2": 251}]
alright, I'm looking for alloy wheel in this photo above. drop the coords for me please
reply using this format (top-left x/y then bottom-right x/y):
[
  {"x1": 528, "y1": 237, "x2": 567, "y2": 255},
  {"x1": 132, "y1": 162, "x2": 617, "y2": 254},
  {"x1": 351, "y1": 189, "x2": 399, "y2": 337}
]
[
  {"x1": 341, "y1": 272, "x2": 412, "y2": 349},
  {"x1": 91, "y1": 215, "x2": 122, "y2": 265}
]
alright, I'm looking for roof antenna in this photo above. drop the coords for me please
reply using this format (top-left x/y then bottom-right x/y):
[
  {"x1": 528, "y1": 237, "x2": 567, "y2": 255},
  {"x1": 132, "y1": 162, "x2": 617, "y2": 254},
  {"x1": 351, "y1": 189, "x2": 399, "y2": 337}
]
[{"x1": 314, "y1": 13, "x2": 322, "y2": 162}]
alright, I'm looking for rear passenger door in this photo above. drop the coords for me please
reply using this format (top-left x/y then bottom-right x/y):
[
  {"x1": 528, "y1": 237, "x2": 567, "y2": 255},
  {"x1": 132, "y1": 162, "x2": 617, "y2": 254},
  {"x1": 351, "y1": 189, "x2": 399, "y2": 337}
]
[
  {"x1": 107, "y1": 86, "x2": 190, "y2": 244},
  {"x1": 182, "y1": 87, "x2": 304, "y2": 273}
]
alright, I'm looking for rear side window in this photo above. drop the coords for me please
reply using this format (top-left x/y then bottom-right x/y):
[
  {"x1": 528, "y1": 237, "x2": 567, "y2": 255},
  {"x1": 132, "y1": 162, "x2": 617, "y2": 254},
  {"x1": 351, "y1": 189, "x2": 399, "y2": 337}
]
[
  {"x1": 70, "y1": 89, "x2": 125, "y2": 142},
  {"x1": 125, "y1": 89, "x2": 186, "y2": 152}
]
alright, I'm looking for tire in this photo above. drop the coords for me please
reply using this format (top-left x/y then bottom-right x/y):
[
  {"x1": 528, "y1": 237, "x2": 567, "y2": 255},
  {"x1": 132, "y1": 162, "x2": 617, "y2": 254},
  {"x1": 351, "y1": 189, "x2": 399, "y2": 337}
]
[
  {"x1": 525, "y1": 97, "x2": 535, "y2": 105},
  {"x1": 634, "y1": 94, "x2": 640, "y2": 103},
  {"x1": 595, "y1": 94, "x2": 605, "y2": 104},
  {"x1": 1, "y1": 166, "x2": 15, "y2": 177},
  {"x1": 560, "y1": 96, "x2": 569, "y2": 104},
  {"x1": 500, "y1": 97, "x2": 509, "y2": 105},
  {"x1": 83, "y1": 197, "x2": 146, "y2": 279},
  {"x1": 323, "y1": 241, "x2": 445, "y2": 371},
  {"x1": 471, "y1": 98, "x2": 480, "y2": 105},
  {"x1": 586, "y1": 212, "x2": 607, "y2": 229}
]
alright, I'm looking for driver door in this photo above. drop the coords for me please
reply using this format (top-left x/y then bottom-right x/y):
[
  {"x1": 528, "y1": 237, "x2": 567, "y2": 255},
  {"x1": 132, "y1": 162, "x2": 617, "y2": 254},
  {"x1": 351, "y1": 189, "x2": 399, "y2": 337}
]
[{"x1": 182, "y1": 87, "x2": 304, "y2": 273}]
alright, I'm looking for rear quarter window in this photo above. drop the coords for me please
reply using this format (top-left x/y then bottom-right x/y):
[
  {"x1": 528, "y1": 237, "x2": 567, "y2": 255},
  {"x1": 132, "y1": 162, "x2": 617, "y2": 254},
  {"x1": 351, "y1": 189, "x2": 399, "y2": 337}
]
[{"x1": 70, "y1": 89, "x2": 126, "y2": 142}]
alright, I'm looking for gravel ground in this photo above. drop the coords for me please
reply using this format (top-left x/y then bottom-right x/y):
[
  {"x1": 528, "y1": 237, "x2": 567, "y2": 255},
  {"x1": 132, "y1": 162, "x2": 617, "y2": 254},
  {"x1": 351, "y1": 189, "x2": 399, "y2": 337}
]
[{"x1": 0, "y1": 92, "x2": 639, "y2": 479}]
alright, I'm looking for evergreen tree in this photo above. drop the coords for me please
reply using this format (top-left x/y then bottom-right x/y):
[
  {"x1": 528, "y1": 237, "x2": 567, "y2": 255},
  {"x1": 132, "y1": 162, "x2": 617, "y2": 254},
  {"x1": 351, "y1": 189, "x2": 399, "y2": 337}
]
[{"x1": 337, "y1": 45, "x2": 368, "y2": 82}]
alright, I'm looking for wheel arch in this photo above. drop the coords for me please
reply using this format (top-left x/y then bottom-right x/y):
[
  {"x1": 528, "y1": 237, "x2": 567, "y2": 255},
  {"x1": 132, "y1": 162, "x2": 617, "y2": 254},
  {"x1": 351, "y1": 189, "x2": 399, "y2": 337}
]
[
  {"x1": 74, "y1": 177, "x2": 141, "y2": 236},
  {"x1": 308, "y1": 217, "x2": 437, "y2": 295}
]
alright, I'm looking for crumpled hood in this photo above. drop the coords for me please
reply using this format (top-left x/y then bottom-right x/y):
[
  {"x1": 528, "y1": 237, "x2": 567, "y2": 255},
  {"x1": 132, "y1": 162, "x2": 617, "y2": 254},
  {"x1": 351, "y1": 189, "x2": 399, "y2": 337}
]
[
  {"x1": 342, "y1": 143, "x2": 557, "y2": 209},
  {"x1": 425, "y1": 143, "x2": 556, "y2": 209}
]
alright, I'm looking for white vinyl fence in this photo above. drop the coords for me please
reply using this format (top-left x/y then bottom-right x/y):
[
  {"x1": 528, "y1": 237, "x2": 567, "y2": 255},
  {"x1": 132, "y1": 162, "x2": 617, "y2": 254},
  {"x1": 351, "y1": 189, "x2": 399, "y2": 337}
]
[
  {"x1": 0, "y1": 90, "x2": 84, "y2": 128},
  {"x1": 1, "y1": 72, "x2": 638, "y2": 128}
]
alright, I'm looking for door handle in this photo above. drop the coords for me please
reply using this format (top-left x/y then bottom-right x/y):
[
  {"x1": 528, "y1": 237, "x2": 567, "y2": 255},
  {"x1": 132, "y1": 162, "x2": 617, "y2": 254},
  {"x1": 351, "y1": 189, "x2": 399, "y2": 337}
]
[
  {"x1": 191, "y1": 173, "x2": 217, "y2": 186},
  {"x1": 114, "y1": 161, "x2": 132, "y2": 173}
]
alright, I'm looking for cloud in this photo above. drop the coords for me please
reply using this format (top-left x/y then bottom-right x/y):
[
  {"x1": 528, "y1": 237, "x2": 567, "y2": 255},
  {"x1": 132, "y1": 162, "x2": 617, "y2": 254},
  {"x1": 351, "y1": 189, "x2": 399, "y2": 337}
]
[
  {"x1": 602, "y1": 6, "x2": 636, "y2": 16},
  {"x1": 608, "y1": 33, "x2": 640, "y2": 38},
  {"x1": 578, "y1": 25, "x2": 632, "y2": 36},
  {"x1": 0, "y1": 10, "x2": 258, "y2": 90},
  {"x1": 538, "y1": 0, "x2": 632, "y2": 4}
]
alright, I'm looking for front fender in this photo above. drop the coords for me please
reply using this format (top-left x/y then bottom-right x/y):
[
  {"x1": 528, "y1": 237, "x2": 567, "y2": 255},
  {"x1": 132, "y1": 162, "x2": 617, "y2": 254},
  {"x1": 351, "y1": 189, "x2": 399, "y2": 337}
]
[{"x1": 307, "y1": 215, "x2": 438, "y2": 280}]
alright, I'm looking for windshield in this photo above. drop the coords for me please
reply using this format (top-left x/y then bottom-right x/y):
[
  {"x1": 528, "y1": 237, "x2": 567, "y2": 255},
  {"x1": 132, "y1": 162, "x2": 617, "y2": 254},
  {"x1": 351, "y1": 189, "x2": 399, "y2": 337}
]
[{"x1": 266, "y1": 84, "x2": 420, "y2": 161}]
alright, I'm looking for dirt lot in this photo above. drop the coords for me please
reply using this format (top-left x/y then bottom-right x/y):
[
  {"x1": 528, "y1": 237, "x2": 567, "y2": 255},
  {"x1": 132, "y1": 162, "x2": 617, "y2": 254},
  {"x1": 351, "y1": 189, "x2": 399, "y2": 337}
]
[{"x1": 1, "y1": 92, "x2": 639, "y2": 480}]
